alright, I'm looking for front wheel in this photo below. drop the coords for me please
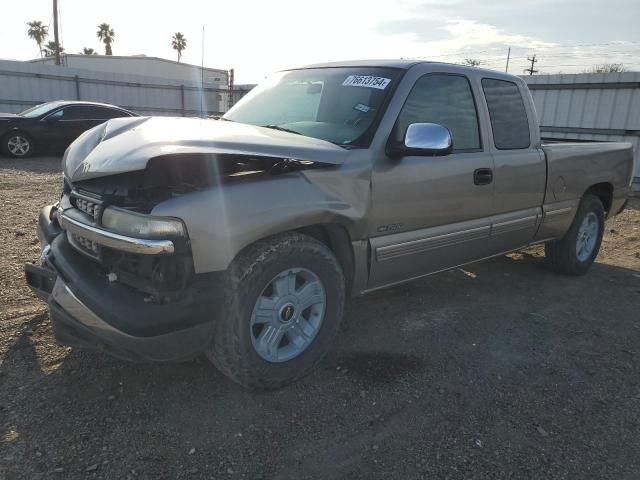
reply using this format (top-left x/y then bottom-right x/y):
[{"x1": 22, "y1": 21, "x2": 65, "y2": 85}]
[
  {"x1": 3, "y1": 132, "x2": 33, "y2": 158},
  {"x1": 206, "y1": 232, "x2": 345, "y2": 389},
  {"x1": 545, "y1": 194, "x2": 605, "y2": 275}
]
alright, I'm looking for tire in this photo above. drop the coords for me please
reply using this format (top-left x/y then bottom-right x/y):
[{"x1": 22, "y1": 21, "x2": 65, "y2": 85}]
[
  {"x1": 3, "y1": 131, "x2": 33, "y2": 158},
  {"x1": 206, "y1": 232, "x2": 345, "y2": 389},
  {"x1": 545, "y1": 194, "x2": 605, "y2": 275}
]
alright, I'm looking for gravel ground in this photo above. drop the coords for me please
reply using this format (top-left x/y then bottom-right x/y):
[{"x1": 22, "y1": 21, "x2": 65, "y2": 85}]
[{"x1": 1, "y1": 156, "x2": 639, "y2": 480}]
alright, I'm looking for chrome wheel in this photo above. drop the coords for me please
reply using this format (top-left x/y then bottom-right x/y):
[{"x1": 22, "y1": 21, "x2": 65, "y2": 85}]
[
  {"x1": 575, "y1": 212, "x2": 599, "y2": 262},
  {"x1": 250, "y1": 268, "x2": 326, "y2": 363},
  {"x1": 6, "y1": 134, "x2": 31, "y2": 157}
]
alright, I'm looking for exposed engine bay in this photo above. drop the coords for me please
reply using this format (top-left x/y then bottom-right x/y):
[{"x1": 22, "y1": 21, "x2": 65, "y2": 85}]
[{"x1": 70, "y1": 153, "x2": 321, "y2": 214}]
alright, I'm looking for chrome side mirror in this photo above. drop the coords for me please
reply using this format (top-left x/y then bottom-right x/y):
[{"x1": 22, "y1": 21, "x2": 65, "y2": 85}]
[{"x1": 388, "y1": 122, "x2": 453, "y2": 157}]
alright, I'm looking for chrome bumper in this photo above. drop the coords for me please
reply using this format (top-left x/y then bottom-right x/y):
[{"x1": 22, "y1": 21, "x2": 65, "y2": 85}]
[{"x1": 58, "y1": 212, "x2": 175, "y2": 255}]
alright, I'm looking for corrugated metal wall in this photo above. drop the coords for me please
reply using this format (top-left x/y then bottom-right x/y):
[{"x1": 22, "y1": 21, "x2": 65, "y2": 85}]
[
  {"x1": 523, "y1": 72, "x2": 640, "y2": 187},
  {"x1": 0, "y1": 59, "x2": 229, "y2": 116}
]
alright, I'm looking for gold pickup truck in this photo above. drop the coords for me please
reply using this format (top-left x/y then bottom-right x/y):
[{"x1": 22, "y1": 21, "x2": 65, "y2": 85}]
[{"x1": 26, "y1": 60, "x2": 634, "y2": 389}]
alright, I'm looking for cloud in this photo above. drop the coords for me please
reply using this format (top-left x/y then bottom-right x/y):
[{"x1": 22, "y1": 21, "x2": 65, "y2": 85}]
[{"x1": 377, "y1": 18, "x2": 556, "y2": 60}]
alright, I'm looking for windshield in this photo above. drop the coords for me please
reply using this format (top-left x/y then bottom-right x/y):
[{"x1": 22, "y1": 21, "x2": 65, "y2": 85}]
[
  {"x1": 19, "y1": 101, "x2": 64, "y2": 118},
  {"x1": 223, "y1": 67, "x2": 401, "y2": 146}
]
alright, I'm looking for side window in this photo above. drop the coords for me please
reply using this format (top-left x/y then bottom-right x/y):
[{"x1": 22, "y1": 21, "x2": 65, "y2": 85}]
[
  {"x1": 395, "y1": 74, "x2": 481, "y2": 151},
  {"x1": 481, "y1": 78, "x2": 530, "y2": 149},
  {"x1": 46, "y1": 109, "x2": 64, "y2": 120},
  {"x1": 58, "y1": 106, "x2": 86, "y2": 120},
  {"x1": 91, "y1": 106, "x2": 129, "y2": 119}
]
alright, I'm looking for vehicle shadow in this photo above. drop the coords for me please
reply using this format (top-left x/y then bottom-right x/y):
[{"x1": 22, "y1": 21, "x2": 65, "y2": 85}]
[{"x1": 2, "y1": 252, "x2": 640, "y2": 479}]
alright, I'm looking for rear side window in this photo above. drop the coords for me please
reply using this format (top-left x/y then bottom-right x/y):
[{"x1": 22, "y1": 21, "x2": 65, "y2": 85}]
[
  {"x1": 91, "y1": 106, "x2": 131, "y2": 119},
  {"x1": 481, "y1": 78, "x2": 530, "y2": 149},
  {"x1": 395, "y1": 74, "x2": 481, "y2": 151},
  {"x1": 54, "y1": 106, "x2": 94, "y2": 120}
]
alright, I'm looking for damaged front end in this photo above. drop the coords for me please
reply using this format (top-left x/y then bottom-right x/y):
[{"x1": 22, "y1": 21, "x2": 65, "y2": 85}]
[
  {"x1": 25, "y1": 115, "x2": 353, "y2": 361},
  {"x1": 24, "y1": 149, "x2": 334, "y2": 361},
  {"x1": 57, "y1": 153, "x2": 322, "y2": 302}
]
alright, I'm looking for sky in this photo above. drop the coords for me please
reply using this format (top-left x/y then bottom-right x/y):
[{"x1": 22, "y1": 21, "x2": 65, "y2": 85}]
[{"x1": 2, "y1": 0, "x2": 640, "y2": 83}]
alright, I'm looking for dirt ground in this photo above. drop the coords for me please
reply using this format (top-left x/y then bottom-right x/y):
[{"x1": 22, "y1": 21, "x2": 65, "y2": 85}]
[{"x1": 1, "y1": 156, "x2": 639, "y2": 480}]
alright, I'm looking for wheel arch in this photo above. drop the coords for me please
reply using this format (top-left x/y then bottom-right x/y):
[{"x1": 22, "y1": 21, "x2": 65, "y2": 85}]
[
  {"x1": 584, "y1": 182, "x2": 613, "y2": 215},
  {"x1": 296, "y1": 223, "x2": 355, "y2": 296}
]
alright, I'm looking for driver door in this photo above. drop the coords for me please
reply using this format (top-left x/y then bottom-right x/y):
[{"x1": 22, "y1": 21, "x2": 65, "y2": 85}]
[
  {"x1": 368, "y1": 72, "x2": 496, "y2": 289},
  {"x1": 41, "y1": 106, "x2": 91, "y2": 151}
]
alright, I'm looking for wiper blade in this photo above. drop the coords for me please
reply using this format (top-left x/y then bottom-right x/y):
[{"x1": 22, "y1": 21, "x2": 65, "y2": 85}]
[{"x1": 260, "y1": 124, "x2": 302, "y2": 135}]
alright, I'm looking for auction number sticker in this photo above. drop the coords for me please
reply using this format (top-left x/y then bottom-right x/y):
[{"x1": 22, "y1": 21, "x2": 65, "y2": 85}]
[{"x1": 342, "y1": 75, "x2": 391, "y2": 90}]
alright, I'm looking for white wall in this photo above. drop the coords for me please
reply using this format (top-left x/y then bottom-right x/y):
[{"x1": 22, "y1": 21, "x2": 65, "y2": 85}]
[{"x1": 0, "y1": 59, "x2": 229, "y2": 116}]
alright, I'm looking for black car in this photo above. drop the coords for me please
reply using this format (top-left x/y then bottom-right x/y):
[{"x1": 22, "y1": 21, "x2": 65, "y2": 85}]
[{"x1": 0, "y1": 101, "x2": 137, "y2": 158}]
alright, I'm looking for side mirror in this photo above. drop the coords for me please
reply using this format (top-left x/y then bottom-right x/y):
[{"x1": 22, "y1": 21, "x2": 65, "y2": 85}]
[{"x1": 387, "y1": 123, "x2": 453, "y2": 158}]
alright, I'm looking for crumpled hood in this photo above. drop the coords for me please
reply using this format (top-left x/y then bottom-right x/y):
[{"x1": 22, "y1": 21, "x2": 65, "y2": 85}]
[{"x1": 63, "y1": 116, "x2": 348, "y2": 182}]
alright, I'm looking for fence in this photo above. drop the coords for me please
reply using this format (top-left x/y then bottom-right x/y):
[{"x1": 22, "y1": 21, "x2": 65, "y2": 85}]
[
  {"x1": 523, "y1": 72, "x2": 640, "y2": 189},
  {"x1": 0, "y1": 59, "x2": 240, "y2": 117}
]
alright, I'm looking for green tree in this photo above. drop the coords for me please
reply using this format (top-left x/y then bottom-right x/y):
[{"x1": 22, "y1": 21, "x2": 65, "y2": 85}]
[
  {"x1": 97, "y1": 23, "x2": 115, "y2": 55},
  {"x1": 171, "y1": 32, "x2": 187, "y2": 62},
  {"x1": 81, "y1": 47, "x2": 97, "y2": 55},
  {"x1": 464, "y1": 58, "x2": 482, "y2": 67},
  {"x1": 43, "y1": 41, "x2": 64, "y2": 58},
  {"x1": 27, "y1": 20, "x2": 48, "y2": 58}
]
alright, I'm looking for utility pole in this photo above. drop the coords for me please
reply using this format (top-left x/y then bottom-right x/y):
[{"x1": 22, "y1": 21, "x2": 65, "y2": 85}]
[
  {"x1": 52, "y1": 0, "x2": 61, "y2": 66},
  {"x1": 228, "y1": 68, "x2": 235, "y2": 111},
  {"x1": 524, "y1": 54, "x2": 538, "y2": 76},
  {"x1": 200, "y1": 25, "x2": 205, "y2": 116},
  {"x1": 505, "y1": 47, "x2": 511, "y2": 73}
]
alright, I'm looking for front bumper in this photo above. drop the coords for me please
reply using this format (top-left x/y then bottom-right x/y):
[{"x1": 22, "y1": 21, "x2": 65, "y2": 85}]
[{"x1": 24, "y1": 205, "x2": 219, "y2": 362}]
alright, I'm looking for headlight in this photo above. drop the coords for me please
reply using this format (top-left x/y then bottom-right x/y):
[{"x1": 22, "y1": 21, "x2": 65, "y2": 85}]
[{"x1": 101, "y1": 207, "x2": 186, "y2": 238}]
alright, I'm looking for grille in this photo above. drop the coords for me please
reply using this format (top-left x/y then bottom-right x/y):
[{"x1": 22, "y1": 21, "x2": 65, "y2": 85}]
[
  {"x1": 69, "y1": 232, "x2": 100, "y2": 257},
  {"x1": 73, "y1": 196, "x2": 102, "y2": 221}
]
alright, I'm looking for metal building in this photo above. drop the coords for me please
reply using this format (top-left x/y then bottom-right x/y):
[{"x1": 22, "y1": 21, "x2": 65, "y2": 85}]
[
  {"x1": 523, "y1": 72, "x2": 640, "y2": 191},
  {"x1": 0, "y1": 58, "x2": 229, "y2": 116},
  {"x1": 30, "y1": 54, "x2": 228, "y2": 88}
]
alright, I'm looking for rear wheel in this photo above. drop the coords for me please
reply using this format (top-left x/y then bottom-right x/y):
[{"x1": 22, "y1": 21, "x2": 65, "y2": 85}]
[
  {"x1": 545, "y1": 194, "x2": 604, "y2": 275},
  {"x1": 206, "y1": 232, "x2": 345, "y2": 389},
  {"x1": 3, "y1": 132, "x2": 33, "y2": 158}
]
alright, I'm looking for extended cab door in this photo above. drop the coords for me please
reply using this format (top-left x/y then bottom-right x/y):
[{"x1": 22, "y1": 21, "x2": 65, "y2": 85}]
[
  {"x1": 480, "y1": 78, "x2": 546, "y2": 252},
  {"x1": 368, "y1": 69, "x2": 496, "y2": 289}
]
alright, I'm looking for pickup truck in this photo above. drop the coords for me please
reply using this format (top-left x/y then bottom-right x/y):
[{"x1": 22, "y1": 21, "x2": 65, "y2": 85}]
[{"x1": 25, "y1": 60, "x2": 634, "y2": 389}]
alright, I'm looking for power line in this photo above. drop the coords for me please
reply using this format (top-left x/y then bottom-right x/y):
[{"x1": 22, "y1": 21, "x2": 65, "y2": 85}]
[{"x1": 411, "y1": 41, "x2": 640, "y2": 61}]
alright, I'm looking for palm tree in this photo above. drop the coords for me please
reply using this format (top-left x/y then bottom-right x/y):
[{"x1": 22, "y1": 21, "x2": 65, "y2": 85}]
[
  {"x1": 43, "y1": 41, "x2": 64, "y2": 58},
  {"x1": 81, "y1": 47, "x2": 97, "y2": 55},
  {"x1": 27, "y1": 21, "x2": 48, "y2": 58},
  {"x1": 171, "y1": 32, "x2": 187, "y2": 62},
  {"x1": 97, "y1": 23, "x2": 115, "y2": 55}
]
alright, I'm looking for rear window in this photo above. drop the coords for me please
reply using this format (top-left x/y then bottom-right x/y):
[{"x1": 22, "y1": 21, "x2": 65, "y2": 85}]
[{"x1": 481, "y1": 78, "x2": 530, "y2": 150}]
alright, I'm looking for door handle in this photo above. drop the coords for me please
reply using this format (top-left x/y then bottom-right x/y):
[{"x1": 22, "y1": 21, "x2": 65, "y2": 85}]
[{"x1": 474, "y1": 168, "x2": 493, "y2": 186}]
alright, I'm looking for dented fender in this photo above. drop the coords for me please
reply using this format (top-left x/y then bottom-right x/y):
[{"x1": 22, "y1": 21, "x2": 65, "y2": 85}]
[{"x1": 151, "y1": 154, "x2": 373, "y2": 274}]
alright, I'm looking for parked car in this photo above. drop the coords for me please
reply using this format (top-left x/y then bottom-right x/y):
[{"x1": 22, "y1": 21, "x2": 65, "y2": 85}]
[
  {"x1": 1, "y1": 100, "x2": 137, "y2": 158},
  {"x1": 25, "y1": 61, "x2": 634, "y2": 389}
]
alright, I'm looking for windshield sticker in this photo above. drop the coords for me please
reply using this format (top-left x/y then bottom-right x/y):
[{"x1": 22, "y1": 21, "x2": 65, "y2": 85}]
[
  {"x1": 342, "y1": 75, "x2": 391, "y2": 90},
  {"x1": 353, "y1": 103, "x2": 371, "y2": 113}
]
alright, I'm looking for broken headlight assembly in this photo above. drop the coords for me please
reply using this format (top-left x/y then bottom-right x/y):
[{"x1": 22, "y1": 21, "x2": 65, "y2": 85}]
[{"x1": 101, "y1": 206, "x2": 187, "y2": 239}]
